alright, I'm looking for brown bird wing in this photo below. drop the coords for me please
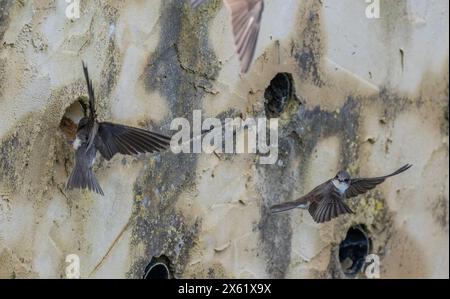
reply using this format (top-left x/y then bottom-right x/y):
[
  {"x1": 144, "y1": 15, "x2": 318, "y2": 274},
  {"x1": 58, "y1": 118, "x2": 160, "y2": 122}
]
[
  {"x1": 224, "y1": 0, "x2": 264, "y2": 73},
  {"x1": 82, "y1": 61, "x2": 98, "y2": 152},
  {"x1": 345, "y1": 164, "x2": 412, "y2": 198},
  {"x1": 270, "y1": 181, "x2": 327, "y2": 214},
  {"x1": 82, "y1": 61, "x2": 96, "y2": 120},
  {"x1": 190, "y1": 0, "x2": 208, "y2": 8},
  {"x1": 308, "y1": 182, "x2": 354, "y2": 223},
  {"x1": 270, "y1": 200, "x2": 305, "y2": 214},
  {"x1": 94, "y1": 122, "x2": 171, "y2": 161}
]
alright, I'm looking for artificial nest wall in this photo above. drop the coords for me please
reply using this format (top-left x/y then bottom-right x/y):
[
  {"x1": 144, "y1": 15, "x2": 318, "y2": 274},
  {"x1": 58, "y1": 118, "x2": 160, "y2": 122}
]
[{"x1": 0, "y1": 0, "x2": 448, "y2": 278}]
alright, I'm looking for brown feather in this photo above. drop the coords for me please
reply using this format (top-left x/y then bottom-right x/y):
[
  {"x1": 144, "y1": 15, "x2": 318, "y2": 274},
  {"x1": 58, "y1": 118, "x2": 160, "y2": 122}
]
[{"x1": 345, "y1": 164, "x2": 412, "y2": 198}]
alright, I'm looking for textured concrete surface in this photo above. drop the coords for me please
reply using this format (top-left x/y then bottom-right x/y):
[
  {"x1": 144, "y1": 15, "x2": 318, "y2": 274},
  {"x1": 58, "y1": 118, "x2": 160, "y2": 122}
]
[{"x1": 0, "y1": 0, "x2": 448, "y2": 278}]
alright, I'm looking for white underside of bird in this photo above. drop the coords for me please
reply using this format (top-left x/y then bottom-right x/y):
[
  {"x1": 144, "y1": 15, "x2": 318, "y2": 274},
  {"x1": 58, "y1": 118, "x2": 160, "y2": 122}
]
[
  {"x1": 332, "y1": 179, "x2": 350, "y2": 195},
  {"x1": 73, "y1": 137, "x2": 82, "y2": 150}
]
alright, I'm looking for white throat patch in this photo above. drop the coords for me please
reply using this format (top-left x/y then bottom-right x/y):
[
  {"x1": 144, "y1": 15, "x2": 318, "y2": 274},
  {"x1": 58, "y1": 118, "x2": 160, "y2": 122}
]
[
  {"x1": 332, "y1": 179, "x2": 349, "y2": 194},
  {"x1": 73, "y1": 137, "x2": 82, "y2": 150}
]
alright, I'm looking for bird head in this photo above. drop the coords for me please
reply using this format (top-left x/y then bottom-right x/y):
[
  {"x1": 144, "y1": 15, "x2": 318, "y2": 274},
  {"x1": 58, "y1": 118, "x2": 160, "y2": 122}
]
[{"x1": 335, "y1": 170, "x2": 351, "y2": 183}]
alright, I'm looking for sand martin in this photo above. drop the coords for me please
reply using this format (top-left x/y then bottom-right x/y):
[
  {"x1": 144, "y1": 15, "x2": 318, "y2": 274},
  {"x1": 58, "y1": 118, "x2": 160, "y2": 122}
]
[
  {"x1": 66, "y1": 62, "x2": 171, "y2": 195},
  {"x1": 190, "y1": 0, "x2": 264, "y2": 73},
  {"x1": 270, "y1": 164, "x2": 412, "y2": 223}
]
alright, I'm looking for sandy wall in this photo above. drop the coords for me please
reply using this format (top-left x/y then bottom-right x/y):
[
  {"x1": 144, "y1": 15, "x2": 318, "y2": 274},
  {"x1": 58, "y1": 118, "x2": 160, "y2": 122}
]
[{"x1": 0, "y1": 0, "x2": 448, "y2": 278}]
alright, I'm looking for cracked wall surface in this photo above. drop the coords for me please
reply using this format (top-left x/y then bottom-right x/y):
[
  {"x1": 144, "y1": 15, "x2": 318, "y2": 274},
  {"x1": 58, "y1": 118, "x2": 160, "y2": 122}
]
[{"x1": 0, "y1": 0, "x2": 449, "y2": 278}]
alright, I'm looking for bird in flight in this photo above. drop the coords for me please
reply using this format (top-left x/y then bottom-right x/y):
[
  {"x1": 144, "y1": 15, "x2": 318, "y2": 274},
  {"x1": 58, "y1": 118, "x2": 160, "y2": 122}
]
[
  {"x1": 190, "y1": 0, "x2": 264, "y2": 73},
  {"x1": 66, "y1": 62, "x2": 171, "y2": 195},
  {"x1": 270, "y1": 164, "x2": 412, "y2": 223}
]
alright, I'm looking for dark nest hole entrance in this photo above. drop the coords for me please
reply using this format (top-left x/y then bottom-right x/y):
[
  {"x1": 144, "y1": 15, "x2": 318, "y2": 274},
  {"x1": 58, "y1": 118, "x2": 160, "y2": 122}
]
[
  {"x1": 339, "y1": 225, "x2": 372, "y2": 277},
  {"x1": 143, "y1": 255, "x2": 173, "y2": 279},
  {"x1": 264, "y1": 73, "x2": 301, "y2": 118}
]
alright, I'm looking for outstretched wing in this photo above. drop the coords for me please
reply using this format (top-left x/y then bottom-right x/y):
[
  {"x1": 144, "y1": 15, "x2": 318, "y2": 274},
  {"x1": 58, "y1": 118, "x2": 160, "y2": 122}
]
[
  {"x1": 270, "y1": 200, "x2": 306, "y2": 214},
  {"x1": 94, "y1": 122, "x2": 171, "y2": 161},
  {"x1": 270, "y1": 181, "x2": 327, "y2": 214},
  {"x1": 224, "y1": 0, "x2": 264, "y2": 73},
  {"x1": 82, "y1": 61, "x2": 96, "y2": 120},
  {"x1": 345, "y1": 164, "x2": 412, "y2": 198},
  {"x1": 308, "y1": 184, "x2": 354, "y2": 224},
  {"x1": 190, "y1": 0, "x2": 208, "y2": 8},
  {"x1": 82, "y1": 61, "x2": 98, "y2": 152}
]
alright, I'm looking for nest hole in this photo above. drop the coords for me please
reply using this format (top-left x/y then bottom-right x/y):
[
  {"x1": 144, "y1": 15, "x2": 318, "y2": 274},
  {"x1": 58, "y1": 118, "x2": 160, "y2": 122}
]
[
  {"x1": 143, "y1": 255, "x2": 172, "y2": 279},
  {"x1": 264, "y1": 72, "x2": 300, "y2": 118},
  {"x1": 59, "y1": 99, "x2": 86, "y2": 142},
  {"x1": 338, "y1": 225, "x2": 372, "y2": 277}
]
